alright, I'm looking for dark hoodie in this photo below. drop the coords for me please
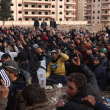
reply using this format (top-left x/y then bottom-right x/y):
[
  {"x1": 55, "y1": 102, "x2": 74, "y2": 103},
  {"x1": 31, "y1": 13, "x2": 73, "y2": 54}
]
[{"x1": 6, "y1": 70, "x2": 30, "y2": 110}]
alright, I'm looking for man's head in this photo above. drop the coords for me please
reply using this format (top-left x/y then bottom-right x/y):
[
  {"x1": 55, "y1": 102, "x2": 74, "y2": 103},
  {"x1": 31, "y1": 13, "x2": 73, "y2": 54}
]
[
  {"x1": 22, "y1": 84, "x2": 47, "y2": 106},
  {"x1": 93, "y1": 54, "x2": 101, "y2": 66},
  {"x1": 107, "y1": 43, "x2": 110, "y2": 49},
  {"x1": 2, "y1": 60, "x2": 20, "y2": 81},
  {"x1": 51, "y1": 49, "x2": 58, "y2": 60},
  {"x1": 43, "y1": 19, "x2": 45, "y2": 22},
  {"x1": 98, "y1": 48, "x2": 107, "y2": 58},
  {"x1": 97, "y1": 43, "x2": 104, "y2": 51},
  {"x1": 70, "y1": 40, "x2": 75, "y2": 48},
  {"x1": 17, "y1": 51, "x2": 28, "y2": 64},
  {"x1": 87, "y1": 47, "x2": 93, "y2": 55},
  {"x1": 66, "y1": 73, "x2": 87, "y2": 99},
  {"x1": 2, "y1": 53, "x2": 11, "y2": 63},
  {"x1": 73, "y1": 46, "x2": 81, "y2": 55}
]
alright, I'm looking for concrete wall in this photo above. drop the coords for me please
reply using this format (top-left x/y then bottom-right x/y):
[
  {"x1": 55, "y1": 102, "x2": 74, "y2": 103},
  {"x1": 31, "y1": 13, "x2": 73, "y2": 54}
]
[{"x1": 0, "y1": 21, "x2": 87, "y2": 26}]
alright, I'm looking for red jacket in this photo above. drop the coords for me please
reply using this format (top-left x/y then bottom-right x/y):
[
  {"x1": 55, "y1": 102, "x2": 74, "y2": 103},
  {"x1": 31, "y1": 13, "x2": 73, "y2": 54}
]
[{"x1": 41, "y1": 34, "x2": 48, "y2": 42}]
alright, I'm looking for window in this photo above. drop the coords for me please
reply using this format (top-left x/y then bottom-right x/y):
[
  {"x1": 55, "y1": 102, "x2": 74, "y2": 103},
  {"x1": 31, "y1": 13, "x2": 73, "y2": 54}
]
[
  {"x1": 18, "y1": 4, "x2": 21, "y2": 6},
  {"x1": 59, "y1": 12, "x2": 62, "y2": 14},
  {"x1": 45, "y1": 0, "x2": 48, "y2": 1},
  {"x1": 52, "y1": 0, "x2": 55, "y2": 1},
  {"x1": 98, "y1": 11, "x2": 100, "y2": 13},
  {"x1": 66, "y1": 0, "x2": 69, "y2": 2},
  {"x1": 52, "y1": 5, "x2": 55, "y2": 8},
  {"x1": 52, "y1": 12, "x2": 55, "y2": 14},
  {"x1": 105, "y1": 11, "x2": 107, "y2": 13},
  {"x1": 45, "y1": 5, "x2": 48, "y2": 8},
  {"x1": 11, "y1": 18, "x2": 14, "y2": 20},
  {"x1": 32, "y1": 5, "x2": 35, "y2": 7},
  {"x1": 25, "y1": 4, "x2": 28, "y2": 7},
  {"x1": 18, "y1": 11, "x2": 22, "y2": 14},
  {"x1": 59, "y1": 6, "x2": 62, "y2": 8},
  {"x1": 60, "y1": 0, "x2": 62, "y2": 1},
  {"x1": 45, "y1": 12, "x2": 48, "y2": 15},
  {"x1": 32, "y1": 18, "x2": 35, "y2": 20},
  {"x1": 98, "y1": 0, "x2": 100, "y2": 1},
  {"x1": 45, "y1": 18, "x2": 48, "y2": 21},
  {"x1": 32, "y1": 12, "x2": 35, "y2": 14},
  {"x1": 94, "y1": 0, "x2": 95, "y2": 2},
  {"x1": 59, "y1": 18, "x2": 62, "y2": 21},
  {"x1": 93, "y1": 17, "x2": 95, "y2": 19},
  {"x1": 93, "y1": 11, "x2": 95, "y2": 14},
  {"x1": 105, "y1": 17, "x2": 107, "y2": 19},
  {"x1": 10, "y1": 4, "x2": 13, "y2": 6},
  {"x1": 97, "y1": 17, "x2": 99, "y2": 19},
  {"x1": 25, "y1": 18, "x2": 29, "y2": 21},
  {"x1": 25, "y1": 11, "x2": 28, "y2": 14},
  {"x1": 97, "y1": 21, "x2": 99, "y2": 24},
  {"x1": 39, "y1": 18, "x2": 42, "y2": 20},
  {"x1": 19, "y1": 18, "x2": 22, "y2": 20},
  {"x1": 66, "y1": 19, "x2": 68, "y2": 21},
  {"x1": 38, "y1": 5, "x2": 41, "y2": 8},
  {"x1": 11, "y1": 11, "x2": 14, "y2": 13},
  {"x1": 66, "y1": 6, "x2": 69, "y2": 9},
  {"x1": 66, "y1": 12, "x2": 69, "y2": 15},
  {"x1": 39, "y1": 12, "x2": 42, "y2": 14}
]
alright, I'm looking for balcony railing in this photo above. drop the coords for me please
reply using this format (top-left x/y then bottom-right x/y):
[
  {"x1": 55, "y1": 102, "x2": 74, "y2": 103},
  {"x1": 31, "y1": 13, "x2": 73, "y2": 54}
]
[
  {"x1": 65, "y1": 2, "x2": 76, "y2": 5},
  {"x1": 64, "y1": 9, "x2": 76, "y2": 12},
  {"x1": 102, "y1": 7, "x2": 110, "y2": 10},
  {"x1": 102, "y1": 0, "x2": 110, "y2": 4},
  {"x1": 101, "y1": 13, "x2": 110, "y2": 16},
  {"x1": 23, "y1": 0, "x2": 51, "y2": 4},
  {"x1": 23, "y1": 7, "x2": 51, "y2": 11},
  {"x1": 23, "y1": 15, "x2": 51, "y2": 17},
  {"x1": 65, "y1": 15, "x2": 76, "y2": 18}
]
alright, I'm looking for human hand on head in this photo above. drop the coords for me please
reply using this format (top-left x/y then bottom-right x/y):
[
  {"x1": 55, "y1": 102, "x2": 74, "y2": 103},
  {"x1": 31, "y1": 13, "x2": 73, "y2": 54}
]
[{"x1": 72, "y1": 54, "x2": 80, "y2": 66}]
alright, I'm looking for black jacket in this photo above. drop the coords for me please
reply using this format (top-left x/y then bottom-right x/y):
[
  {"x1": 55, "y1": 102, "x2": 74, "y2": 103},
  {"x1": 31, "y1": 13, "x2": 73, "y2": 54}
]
[
  {"x1": 57, "y1": 64, "x2": 102, "y2": 110},
  {"x1": 34, "y1": 20, "x2": 39, "y2": 27},
  {"x1": 18, "y1": 44, "x2": 39, "y2": 83},
  {"x1": 41, "y1": 22, "x2": 47, "y2": 28}
]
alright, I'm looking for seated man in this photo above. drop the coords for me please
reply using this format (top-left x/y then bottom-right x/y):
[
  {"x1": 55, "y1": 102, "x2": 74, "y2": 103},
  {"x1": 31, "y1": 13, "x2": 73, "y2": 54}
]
[
  {"x1": 46, "y1": 49, "x2": 69, "y2": 85},
  {"x1": 87, "y1": 50, "x2": 107, "y2": 90},
  {"x1": 22, "y1": 84, "x2": 50, "y2": 110},
  {"x1": 56, "y1": 54, "x2": 102, "y2": 110},
  {"x1": 2, "y1": 60, "x2": 30, "y2": 110}
]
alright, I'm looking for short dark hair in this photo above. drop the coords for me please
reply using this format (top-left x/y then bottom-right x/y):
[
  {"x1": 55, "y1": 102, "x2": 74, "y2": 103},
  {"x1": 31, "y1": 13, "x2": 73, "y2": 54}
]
[
  {"x1": 22, "y1": 84, "x2": 47, "y2": 106},
  {"x1": 97, "y1": 43, "x2": 104, "y2": 48},
  {"x1": 68, "y1": 73, "x2": 87, "y2": 90},
  {"x1": 2, "y1": 53, "x2": 11, "y2": 60}
]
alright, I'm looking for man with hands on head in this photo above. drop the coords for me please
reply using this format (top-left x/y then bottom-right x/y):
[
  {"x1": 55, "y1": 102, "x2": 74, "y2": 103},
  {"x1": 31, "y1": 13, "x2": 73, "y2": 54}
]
[{"x1": 56, "y1": 54, "x2": 101, "y2": 110}]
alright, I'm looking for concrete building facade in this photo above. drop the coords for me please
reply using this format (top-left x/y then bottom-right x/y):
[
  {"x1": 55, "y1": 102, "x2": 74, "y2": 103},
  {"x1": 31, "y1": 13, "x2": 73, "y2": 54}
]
[
  {"x1": 85, "y1": 0, "x2": 110, "y2": 24},
  {"x1": 10, "y1": 0, "x2": 77, "y2": 22}
]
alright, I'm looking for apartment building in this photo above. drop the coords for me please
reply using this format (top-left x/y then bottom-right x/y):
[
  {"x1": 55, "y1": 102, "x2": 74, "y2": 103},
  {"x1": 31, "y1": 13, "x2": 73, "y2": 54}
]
[
  {"x1": 10, "y1": 0, "x2": 76, "y2": 22},
  {"x1": 76, "y1": 0, "x2": 86, "y2": 21},
  {"x1": 85, "y1": 0, "x2": 110, "y2": 24}
]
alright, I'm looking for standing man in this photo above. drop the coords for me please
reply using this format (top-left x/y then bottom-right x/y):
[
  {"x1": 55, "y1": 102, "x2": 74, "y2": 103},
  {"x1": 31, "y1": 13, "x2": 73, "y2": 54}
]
[
  {"x1": 41, "y1": 19, "x2": 47, "y2": 29},
  {"x1": 50, "y1": 18, "x2": 54, "y2": 28},
  {"x1": 34, "y1": 17, "x2": 39, "y2": 29}
]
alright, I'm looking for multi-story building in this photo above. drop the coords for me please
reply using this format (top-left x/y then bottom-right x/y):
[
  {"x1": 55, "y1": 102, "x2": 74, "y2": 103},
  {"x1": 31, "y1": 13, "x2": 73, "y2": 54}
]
[
  {"x1": 85, "y1": 0, "x2": 110, "y2": 24},
  {"x1": 10, "y1": 0, "x2": 76, "y2": 22},
  {"x1": 76, "y1": 0, "x2": 86, "y2": 21}
]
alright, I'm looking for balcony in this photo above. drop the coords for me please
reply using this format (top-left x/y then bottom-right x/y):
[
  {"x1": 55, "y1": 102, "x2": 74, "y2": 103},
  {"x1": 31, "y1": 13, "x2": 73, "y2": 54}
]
[
  {"x1": 86, "y1": 2, "x2": 92, "y2": 5},
  {"x1": 65, "y1": 2, "x2": 76, "y2": 5},
  {"x1": 23, "y1": 0, "x2": 51, "y2": 4},
  {"x1": 102, "y1": 1, "x2": 110, "y2": 4},
  {"x1": 65, "y1": 9, "x2": 76, "y2": 12},
  {"x1": 102, "y1": 7, "x2": 110, "y2": 10},
  {"x1": 101, "y1": 13, "x2": 110, "y2": 16},
  {"x1": 85, "y1": 8, "x2": 91, "y2": 11},
  {"x1": 101, "y1": 19, "x2": 110, "y2": 21},
  {"x1": 85, "y1": 14, "x2": 91, "y2": 16},
  {"x1": 65, "y1": 15, "x2": 76, "y2": 18},
  {"x1": 23, "y1": 7, "x2": 51, "y2": 11},
  {"x1": 23, "y1": 15, "x2": 51, "y2": 18}
]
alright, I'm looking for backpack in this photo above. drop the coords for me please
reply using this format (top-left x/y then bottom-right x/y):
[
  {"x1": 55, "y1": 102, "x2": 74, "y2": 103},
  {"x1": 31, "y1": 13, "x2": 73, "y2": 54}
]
[{"x1": 14, "y1": 70, "x2": 31, "y2": 110}]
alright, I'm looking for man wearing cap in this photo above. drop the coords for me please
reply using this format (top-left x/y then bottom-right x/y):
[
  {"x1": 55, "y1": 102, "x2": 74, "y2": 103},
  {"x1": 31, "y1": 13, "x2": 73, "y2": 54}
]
[
  {"x1": 3, "y1": 60, "x2": 30, "y2": 110},
  {"x1": 98, "y1": 48, "x2": 108, "y2": 67},
  {"x1": 87, "y1": 52, "x2": 107, "y2": 90},
  {"x1": 46, "y1": 49, "x2": 69, "y2": 85}
]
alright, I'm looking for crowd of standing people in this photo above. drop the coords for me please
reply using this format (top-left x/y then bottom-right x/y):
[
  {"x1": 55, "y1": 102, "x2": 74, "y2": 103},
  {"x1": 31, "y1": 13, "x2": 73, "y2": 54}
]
[{"x1": 0, "y1": 18, "x2": 110, "y2": 110}]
